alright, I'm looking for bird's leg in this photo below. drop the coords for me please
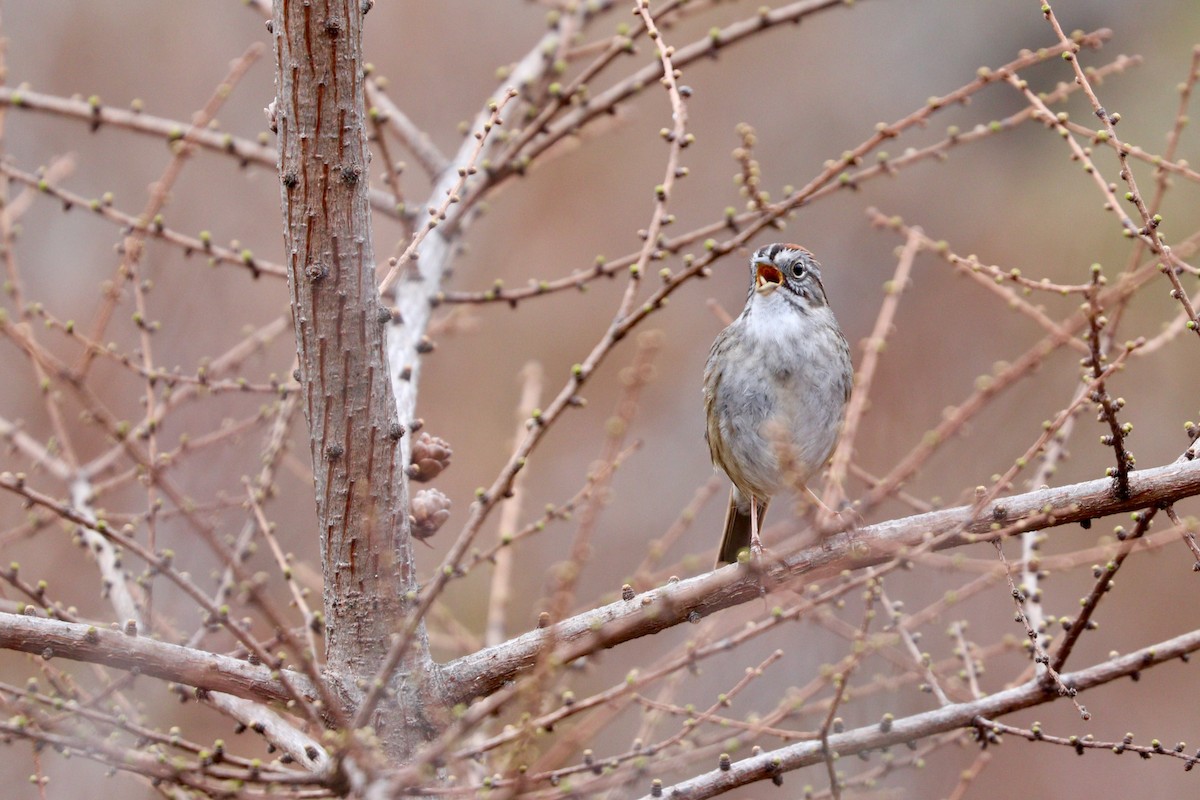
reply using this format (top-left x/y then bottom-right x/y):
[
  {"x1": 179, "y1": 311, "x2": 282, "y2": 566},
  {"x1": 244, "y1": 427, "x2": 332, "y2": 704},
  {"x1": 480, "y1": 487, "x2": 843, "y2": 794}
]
[{"x1": 750, "y1": 498, "x2": 763, "y2": 557}]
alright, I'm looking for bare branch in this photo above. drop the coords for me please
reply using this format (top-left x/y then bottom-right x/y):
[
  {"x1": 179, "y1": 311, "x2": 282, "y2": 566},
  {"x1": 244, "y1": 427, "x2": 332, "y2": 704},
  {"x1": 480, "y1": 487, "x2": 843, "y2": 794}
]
[
  {"x1": 0, "y1": 612, "x2": 317, "y2": 706},
  {"x1": 646, "y1": 625, "x2": 1200, "y2": 798},
  {"x1": 443, "y1": 456, "x2": 1200, "y2": 702}
]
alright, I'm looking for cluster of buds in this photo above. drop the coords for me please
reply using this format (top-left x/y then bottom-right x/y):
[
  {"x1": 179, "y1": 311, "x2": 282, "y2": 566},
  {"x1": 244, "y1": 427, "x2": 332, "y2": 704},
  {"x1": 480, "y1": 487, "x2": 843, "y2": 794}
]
[
  {"x1": 407, "y1": 432, "x2": 452, "y2": 541},
  {"x1": 410, "y1": 488, "x2": 451, "y2": 541},
  {"x1": 407, "y1": 432, "x2": 452, "y2": 482}
]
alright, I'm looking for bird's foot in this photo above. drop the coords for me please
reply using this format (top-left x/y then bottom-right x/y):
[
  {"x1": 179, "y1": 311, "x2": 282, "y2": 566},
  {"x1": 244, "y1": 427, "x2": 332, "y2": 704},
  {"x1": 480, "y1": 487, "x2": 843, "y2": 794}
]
[{"x1": 749, "y1": 530, "x2": 764, "y2": 559}]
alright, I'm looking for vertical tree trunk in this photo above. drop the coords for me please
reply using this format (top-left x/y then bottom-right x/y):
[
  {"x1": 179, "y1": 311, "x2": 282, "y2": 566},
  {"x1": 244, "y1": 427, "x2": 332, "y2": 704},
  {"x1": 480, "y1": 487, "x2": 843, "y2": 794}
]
[{"x1": 272, "y1": 0, "x2": 433, "y2": 753}]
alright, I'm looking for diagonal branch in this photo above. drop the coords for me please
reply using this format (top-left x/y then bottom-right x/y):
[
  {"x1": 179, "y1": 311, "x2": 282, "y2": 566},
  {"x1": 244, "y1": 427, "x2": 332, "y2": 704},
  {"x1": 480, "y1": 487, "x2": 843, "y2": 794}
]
[
  {"x1": 645, "y1": 624, "x2": 1200, "y2": 799},
  {"x1": 441, "y1": 456, "x2": 1200, "y2": 704}
]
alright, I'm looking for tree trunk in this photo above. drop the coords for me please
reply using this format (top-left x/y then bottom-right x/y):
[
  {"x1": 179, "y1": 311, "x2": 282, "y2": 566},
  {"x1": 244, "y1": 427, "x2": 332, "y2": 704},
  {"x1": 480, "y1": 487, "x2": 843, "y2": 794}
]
[{"x1": 272, "y1": 0, "x2": 434, "y2": 756}]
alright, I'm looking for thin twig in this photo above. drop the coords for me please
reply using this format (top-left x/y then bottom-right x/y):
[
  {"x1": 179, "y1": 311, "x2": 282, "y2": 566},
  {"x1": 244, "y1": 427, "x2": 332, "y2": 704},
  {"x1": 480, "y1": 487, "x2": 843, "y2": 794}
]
[
  {"x1": 485, "y1": 361, "x2": 543, "y2": 647},
  {"x1": 824, "y1": 227, "x2": 920, "y2": 513}
]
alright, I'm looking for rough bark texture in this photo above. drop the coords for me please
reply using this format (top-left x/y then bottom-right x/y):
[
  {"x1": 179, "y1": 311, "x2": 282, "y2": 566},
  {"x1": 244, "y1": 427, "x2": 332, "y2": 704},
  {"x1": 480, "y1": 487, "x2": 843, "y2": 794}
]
[{"x1": 272, "y1": 0, "x2": 433, "y2": 751}]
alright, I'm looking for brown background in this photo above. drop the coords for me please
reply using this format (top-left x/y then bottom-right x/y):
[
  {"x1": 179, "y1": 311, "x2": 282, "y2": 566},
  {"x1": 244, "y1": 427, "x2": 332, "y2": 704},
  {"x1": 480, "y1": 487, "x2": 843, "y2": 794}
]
[{"x1": 2, "y1": 1, "x2": 1200, "y2": 797}]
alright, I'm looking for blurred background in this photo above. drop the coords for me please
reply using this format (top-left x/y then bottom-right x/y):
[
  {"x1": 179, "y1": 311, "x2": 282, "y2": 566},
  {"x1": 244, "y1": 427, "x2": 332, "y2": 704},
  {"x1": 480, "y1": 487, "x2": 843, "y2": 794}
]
[{"x1": 2, "y1": 1, "x2": 1200, "y2": 797}]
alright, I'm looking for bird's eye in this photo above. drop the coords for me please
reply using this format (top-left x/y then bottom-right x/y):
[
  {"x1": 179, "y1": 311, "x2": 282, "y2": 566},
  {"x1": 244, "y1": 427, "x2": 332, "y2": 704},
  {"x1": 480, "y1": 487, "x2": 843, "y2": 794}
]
[{"x1": 791, "y1": 264, "x2": 806, "y2": 278}]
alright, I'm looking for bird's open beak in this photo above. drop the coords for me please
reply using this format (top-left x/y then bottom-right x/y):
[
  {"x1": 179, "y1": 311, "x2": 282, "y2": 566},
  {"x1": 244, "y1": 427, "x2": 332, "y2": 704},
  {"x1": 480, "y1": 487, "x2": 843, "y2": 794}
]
[{"x1": 754, "y1": 261, "x2": 783, "y2": 294}]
